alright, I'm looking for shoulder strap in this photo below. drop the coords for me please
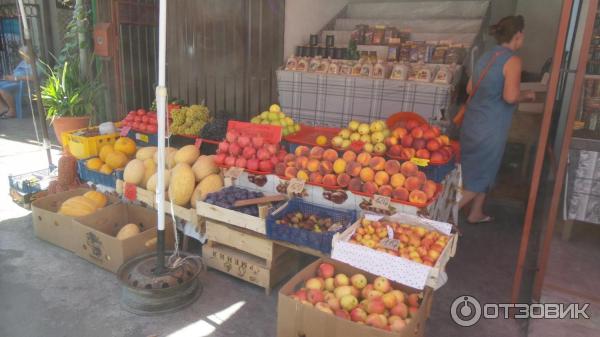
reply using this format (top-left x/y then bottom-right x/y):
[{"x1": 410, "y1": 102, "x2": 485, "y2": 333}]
[{"x1": 466, "y1": 50, "x2": 507, "y2": 104}]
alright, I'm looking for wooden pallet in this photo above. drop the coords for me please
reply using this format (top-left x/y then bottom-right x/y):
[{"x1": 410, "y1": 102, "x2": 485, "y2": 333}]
[{"x1": 196, "y1": 200, "x2": 269, "y2": 234}]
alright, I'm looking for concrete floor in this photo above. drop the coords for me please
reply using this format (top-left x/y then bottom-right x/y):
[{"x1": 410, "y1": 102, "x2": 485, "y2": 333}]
[{"x1": 0, "y1": 117, "x2": 593, "y2": 337}]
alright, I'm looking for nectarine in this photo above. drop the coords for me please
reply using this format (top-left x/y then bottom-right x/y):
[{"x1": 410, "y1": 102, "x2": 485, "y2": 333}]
[
  {"x1": 323, "y1": 149, "x2": 338, "y2": 162},
  {"x1": 295, "y1": 145, "x2": 309, "y2": 157},
  {"x1": 401, "y1": 134, "x2": 413, "y2": 147},
  {"x1": 423, "y1": 180, "x2": 437, "y2": 199},
  {"x1": 362, "y1": 181, "x2": 378, "y2": 194},
  {"x1": 374, "y1": 171, "x2": 390, "y2": 186},
  {"x1": 295, "y1": 156, "x2": 309, "y2": 170},
  {"x1": 400, "y1": 161, "x2": 418, "y2": 177},
  {"x1": 337, "y1": 173, "x2": 351, "y2": 187},
  {"x1": 297, "y1": 170, "x2": 309, "y2": 181},
  {"x1": 309, "y1": 172, "x2": 323, "y2": 184},
  {"x1": 359, "y1": 167, "x2": 375, "y2": 182},
  {"x1": 307, "y1": 159, "x2": 320, "y2": 172},
  {"x1": 348, "y1": 178, "x2": 363, "y2": 191},
  {"x1": 319, "y1": 161, "x2": 333, "y2": 175},
  {"x1": 333, "y1": 158, "x2": 347, "y2": 174},
  {"x1": 416, "y1": 149, "x2": 430, "y2": 159},
  {"x1": 309, "y1": 146, "x2": 324, "y2": 160},
  {"x1": 404, "y1": 176, "x2": 422, "y2": 191},
  {"x1": 378, "y1": 184, "x2": 393, "y2": 196},
  {"x1": 384, "y1": 160, "x2": 401, "y2": 175},
  {"x1": 409, "y1": 190, "x2": 428, "y2": 204},
  {"x1": 390, "y1": 173, "x2": 406, "y2": 188},
  {"x1": 322, "y1": 174, "x2": 337, "y2": 186},
  {"x1": 342, "y1": 150, "x2": 357, "y2": 162},
  {"x1": 356, "y1": 152, "x2": 372, "y2": 166},
  {"x1": 392, "y1": 187, "x2": 409, "y2": 201},
  {"x1": 345, "y1": 161, "x2": 362, "y2": 177},
  {"x1": 285, "y1": 167, "x2": 298, "y2": 179},
  {"x1": 369, "y1": 156, "x2": 386, "y2": 171}
]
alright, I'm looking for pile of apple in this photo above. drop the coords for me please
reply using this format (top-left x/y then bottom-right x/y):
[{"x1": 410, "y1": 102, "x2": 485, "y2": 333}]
[
  {"x1": 386, "y1": 120, "x2": 454, "y2": 163},
  {"x1": 330, "y1": 120, "x2": 390, "y2": 154},
  {"x1": 120, "y1": 108, "x2": 159, "y2": 134},
  {"x1": 214, "y1": 129, "x2": 287, "y2": 173},
  {"x1": 290, "y1": 262, "x2": 421, "y2": 332},
  {"x1": 350, "y1": 217, "x2": 449, "y2": 266},
  {"x1": 274, "y1": 145, "x2": 438, "y2": 204}
]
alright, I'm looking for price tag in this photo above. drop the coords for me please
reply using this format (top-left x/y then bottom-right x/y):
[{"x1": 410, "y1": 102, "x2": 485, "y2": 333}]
[
  {"x1": 364, "y1": 213, "x2": 384, "y2": 221},
  {"x1": 287, "y1": 178, "x2": 305, "y2": 195},
  {"x1": 379, "y1": 238, "x2": 400, "y2": 250},
  {"x1": 194, "y1": 138, "x2": 203, "y2": 149},
  {"x1": 224, "y1": 166, "x2": 244, "y2": 179},
  {"x1": 372, "y1": 194, "x2": 391, "y2": 210},
  {"x1": 135, "y1": 133, "x2": 149, "y2": 143},
  {"x1": 124, "y1": 182, "x2": 137, "y2": 201},
  {"x1": 120, "y1": 126, "x2": 131, "y2": 137},
  {"x1": 410, "y1": 157, "x2": 430, "y2": 167},
  {"x1": 387, "y1": 225, "x2": 394, "y2": 239}
]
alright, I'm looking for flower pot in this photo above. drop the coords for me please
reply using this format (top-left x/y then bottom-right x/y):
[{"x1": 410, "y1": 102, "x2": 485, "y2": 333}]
[{"x1": 52, "y1": 116, "x2": 90, "y2": 145}]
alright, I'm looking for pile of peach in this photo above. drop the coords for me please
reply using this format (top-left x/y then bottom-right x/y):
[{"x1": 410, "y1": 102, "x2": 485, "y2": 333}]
[
  {"x1": 290, "y1": 262, "x2": 422, "y2": 332},
  {"x1": 274, "y1": 145, "x2": 438, "y2": 204},
  {"x1": 386, "y1": 120, "x2": 454, "y2": 163},
  {"x1": 349, "y1": 218, "x2": 449, "y2": 266}
]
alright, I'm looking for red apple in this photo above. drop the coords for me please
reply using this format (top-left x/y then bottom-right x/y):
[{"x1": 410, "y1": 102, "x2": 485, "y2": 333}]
[
  {"x1": 228, "y1": 143, "x2": 241, "y2": 156},
  {"x1": 317, "y1": 263, "x2": 335, "y2": 279}
]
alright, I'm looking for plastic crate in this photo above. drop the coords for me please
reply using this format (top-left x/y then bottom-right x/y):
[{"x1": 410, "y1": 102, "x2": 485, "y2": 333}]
[
  {"x1": 77, "y1": 160, "x2": 123, "y2": 188},
  {"x1": 62, "y1": 127, "x2": 120, "y2": 159},
  {"x1": 127, "y1": 129, "x2": 158, "y2": 146},
  {"x1": 283, "y1": 124, "x2": 340, "y2": 148},
  {"x1": 8, "y1": 167, "x2": 55, "y2": 194},
  {"x1": 266, "y1": 198, "x2": 357, "y2": 254},
  {"x1": 422, "y1": 157, "x2": 456, "y2": 183}
]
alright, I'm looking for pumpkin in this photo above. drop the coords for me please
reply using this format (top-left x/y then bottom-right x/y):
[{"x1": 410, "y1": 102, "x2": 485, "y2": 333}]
[
  {"x1": 174, "y1": 145, "x2": 200, "y2": 165},
  {"x1": 58, "y1": 196, "x2": 98, "y2": 217},
  {"x1": 116, "y1": 223, "x2": 140, "y2": 240},
  {"x1": 105, "y1": 150, "x2": 129, "y2": 169},
  {"x1": 98, "y1": 144, "x2": 114, "y2": 162},
  {"x1": 86, "y1": 157, "x2": 103, "y2": 171},
  {"x1": 142, "y1": 158, "x2": 156, "y2": 187},
  {"x1": 191, "y1": 174, "x2": 224, "y2": 208},
  {"x1": 83, "y1": 190, "x2": 108, "y2": 208},
  {"x1": 99, "y1": 164, "x2": 113, "y2": 175},
  {"x1": 192, "y1": 155, "x2": 219, "y2": 181},
  {"x1": 136, "y1": 146, "x2": 157, "y2": 161},
  {"x1": 123, "y1": 159, "x2": 145, "y2": 185},
  {"x1": 154, "y1": 147, "x2": 178, "y2": 169},
  {"x1": 146, "y1": 169, "x2": 171, "y2": 192},
  {"x1": 168, "y1": 163, "x2": 195, "y2": 206},
  {"x1": 114, "y1": 137, "x2": 137, "y2": 157}
]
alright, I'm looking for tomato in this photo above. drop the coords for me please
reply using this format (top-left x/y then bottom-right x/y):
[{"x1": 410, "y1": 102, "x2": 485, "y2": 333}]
[
  {"x1": 136, "y1": 108, "x2": 146, "y2": 116},
  {"x1": 146, "y1": 124, "x2": 157, "y2": 133}
]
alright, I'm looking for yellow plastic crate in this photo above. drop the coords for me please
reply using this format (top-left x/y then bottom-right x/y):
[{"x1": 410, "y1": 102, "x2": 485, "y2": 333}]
[{"x1": 62, "y1": 126, "x2": 120, "y2": 159}]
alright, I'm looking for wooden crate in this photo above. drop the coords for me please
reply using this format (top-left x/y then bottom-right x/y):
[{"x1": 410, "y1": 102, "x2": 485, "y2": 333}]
[
  {"x1": 196, "y1": 200, "x2": 269, "y2": 234},
  {"x1": 162, "y1": 199, "x2": 200, "y2": 225},
  {"x1": 115, "y1": 180, "x2": 155, "y2": 206},
  {"x1": 203, "y1": 241, "x2": 300, "y2": 295}
]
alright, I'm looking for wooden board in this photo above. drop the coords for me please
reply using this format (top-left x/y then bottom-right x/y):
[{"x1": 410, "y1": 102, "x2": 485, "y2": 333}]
[
  {"x1": 162, "y1": 200, "x2": 200, "y2": 225},
  {"x1": 203, "y1": 241, "x2": 300, "y2": 295},
  {"x1": 196, "y1": 200, "x2": 268, "y2": 234},
  {"x1": 115, "y1": 180, "x2": 155, "y2": 207}
]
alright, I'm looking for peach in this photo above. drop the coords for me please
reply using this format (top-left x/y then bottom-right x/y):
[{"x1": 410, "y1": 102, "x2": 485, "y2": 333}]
[
  {"x1": 405, "y1": 120, "x2": 419, "y2": 130},
  {"x1": 430, "y1": 151, "x2": 444, "y2": 163},
  {"x1": 275, "y1": 162, "x2": 286, "y2": 176},
  {"x1": 362, "y1": 182, "x2": 378, "y2": 194},
  {"x1": 309, "y1": 172, "x2": 323, "y2": 184},
  {"x1": 378, "y1": 184, "x2": 393, "y2": 196},
  {"x1": 390, "y1": 173, "x2": 406, "y2": 188},
  {"x1": 374, "y1": 171, "x2": 390, "y2": 186},
  {"x1": 359, "y1": 167, "x2": 375, "y2": 182},
  {"x1": 345, "y1": 161, "x2": 362, "y2": 177},
  {"x1": 307, "y1": 159, "x2": 320, "y2": 172},
  {"x1": 412, "y1": 138, "x2": 426, "y2": 150},
  {"x1": 416, "y1": 149, "x2": 430, "y2": 159},
  {"x1": 342, "y1": 150, "x2": 357, "y2": 162},
  {"x1": 356, "y1": 152, "x2": 372, "y2": 166},
  {"x1": 407, "y1": 294, "x2": 420, "y2": 307},
  {"x1": 402, "y1": 148, "x2": 415, "y2": 159},
  {"x1": 385, "y1": 136, "x2": 398, "y2": 146},
  {"x1": 368, "y1": 156, "x2": 386, "y2": 171},
  {"x1": 431, "y1": 126, "x2": 441, "y2": 136},
  {"x1": 297, "y1": 170, "x2": 309, "y2": 181},
  {"x1": 423, "y1": 180, "x2": 437, "y2": 199},
  {"x1": 404, "y1": 176, "x2": 422, "y2": 191},
  {"x1": 323, "y1": 149, "x2": 339, "y2": 162},
  {"x1": 438, "y1": 135, "x2": 450, "y2": 145},
  {"x1": 400, "y1": 161, "x2": 418, "y2": 177},
  {"x1": 336, "y1": 173, "x2": 351, "y2": 187},
  {"x1": 401, "y1": 134, "x2": 413, "y2": 147},
  {"x1": 309, "y1": 146, "x2": 325, "y2": 159},
  {"x1": 409, "y1": 190, "x2": 428, "y2": 204},
  {"x1": 389, "y1": 144, "x2": 403, "y2": 156},
  {"x1": 322, "y1": 174, "x2": 337, "y2": 186},
  {"x1": 410, "y1": 127, "x2": 424, "y2": 139},
  {"x1": 393, "y1": 127, "x2": 407, "y2": 139},
  {"x1": 319, "y1": 161, "x2": 333, "y2": 175},
  {"x1": 416, "y1": 171, "x2": 427, "y2": 185},
  {"x1": 295, "y1": 145, "x2": 310, "y2": 157},
  {"x1": 284, "y1": 167, "x2": 298, "y2": 179},
  {"x1": 392, "y1": 187, "x2": 409, "y2": 201},
  {"x1": 284, "y1": 153, "x2": 296, "y2": 164},
  {"x1": 426, "y1": 139, "x2": 441, "y2": 151},
  {"x1": 295, "y1": 156, "x2": 309, "y2": 170},
  {"x1": 333, "y1": 158, "x2": 347, "y2": 174},
  {"x1": 423, "y1": 129, "x2": 436, "y2": 140},
  {"x1": 348, "y1": 178, "x2": 363, "y2": 191}
]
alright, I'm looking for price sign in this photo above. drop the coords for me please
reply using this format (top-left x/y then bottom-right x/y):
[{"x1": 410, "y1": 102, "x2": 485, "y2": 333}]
[
  {"x1": 287, "y1": 178, "x2": 305, "y2": 195},
  {"x1": 224, "y1": 166, "x2": 244, "y2": 179},
  {"x1": 410, "y1": 157, "x2": 430, "y2": 167},
  {"x1": 387, "y1": 225, "x2": 394, "y2": 239},
  {"x1": 379, "y1": 238, "x2": 400, "y2": 250},
  {"x1": 194, "y1": 138, "x2": 203, "y2": 149},
  {"x1": 135, "y1": 133, "x2": 149, "y2": 143},
  {"x1": 120, "y1": 126, "x2": 131, "y2": 137},
  {"x1": 124, "y1": 182, "x2": 137, "y2": 201},
  {"x1": 372, "y1": 194, "x2": 391, "y2": 211}
]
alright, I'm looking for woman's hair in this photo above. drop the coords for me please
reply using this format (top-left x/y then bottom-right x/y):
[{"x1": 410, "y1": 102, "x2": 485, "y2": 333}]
[{"x1": 489, "y1": 15, "x2": 525, "y2": 44}]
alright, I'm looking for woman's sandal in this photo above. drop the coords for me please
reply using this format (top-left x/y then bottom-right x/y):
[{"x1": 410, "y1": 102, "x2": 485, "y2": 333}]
[{"x1": 467, "y1": 215, "x2": 495, "y2": 224}]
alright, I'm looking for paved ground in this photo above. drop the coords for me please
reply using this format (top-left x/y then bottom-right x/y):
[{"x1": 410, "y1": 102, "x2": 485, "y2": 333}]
[{"x1": 0, "y1": 117, "x2": 593, "y2": 337}]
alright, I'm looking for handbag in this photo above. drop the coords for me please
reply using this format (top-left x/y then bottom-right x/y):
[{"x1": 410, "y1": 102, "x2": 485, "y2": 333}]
[{"x1": 453, "y1": 50, "x2": 507, "y2": 126}]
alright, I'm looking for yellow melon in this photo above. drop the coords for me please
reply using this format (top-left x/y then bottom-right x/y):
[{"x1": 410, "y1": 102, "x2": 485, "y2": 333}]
[
  {"x1": 146, "y1": 169, "x2": 171, "y2": 192},
  {"x1": 136, "y1": 146, "x2": 157, "y2": 161},
  {"x1": 83, "y1": 191, "x2": 108, "y2": 208},
  {"x1": 154, "y1": 147, "x2": 178, "y2": 169},
  {"x1": 86, "y1": 157, "x2": 103, "y2": 171},
  {"x1": 99, "y1": 164, "x2": 113, "y2": 175},
  {"x1": 114, "y1": 137, "x2": 136, "y2": 157},
  {"x1": 58, "y1": 196, "x2": 98, "y2": 217},
  {"x1": 174, "y1": 145, "x2": 200, "y2": 165},
  {"x1": 116, "y1": 223, "x2": 140, "y2": 240},
  {"x1": 123, "y1": 159, "x2": 145, "y2": 185},
  {"x1": 168, "y1": 163, "x2": 196, "y2": 206},
  {"x1": 142, "y1": 158, "x2": 156, "y2": 187},
  {"x1": 105, "y1": 150, "x2": 129, "y2": 169},
  {"x1": 192, "y1": 155, "x2": 219, "y2": 181},
  {"x1": 99, "y1": 144, "x2": 114, "y2": 162},
  {"x1": 191, "y1": 174, "x2": 223, "y2": 208}
]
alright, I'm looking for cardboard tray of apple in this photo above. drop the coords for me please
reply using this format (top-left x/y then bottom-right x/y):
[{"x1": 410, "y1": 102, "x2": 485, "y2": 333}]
[
  {"x1": 277, "y1": 258, "x2": 432, "y2": 337},
  {"x1": 331, "y1": 213, "x2": 458, "y2": 290}
]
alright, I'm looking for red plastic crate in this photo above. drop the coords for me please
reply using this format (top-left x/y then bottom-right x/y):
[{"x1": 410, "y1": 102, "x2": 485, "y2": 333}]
[
  {"x1": 386, "y1": 112, "x2": 428, "y2": 130},
  {"x1": 283, "y1": 124, "x2": 341, "y2": 147},
  {"x1": 350, "y1": 182, "x2": 442, "y2": 208},
  {"x1": 217, "y1": 163, "x2": 272, "y2": 176},
  {"x1": 228, "y1": 120, "x2": 282, "y2": 144}
]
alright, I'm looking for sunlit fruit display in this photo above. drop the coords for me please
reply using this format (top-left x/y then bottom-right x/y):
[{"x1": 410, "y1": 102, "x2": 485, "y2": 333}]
[
  {"x1": 330, "y1": 120, "x2": 389, "y2": 154},
  {"x1": 250, "y1": 104, "x2": 301, "y2": 136},
  {"x1": 385, "y1": 120, "x2": 454, "y2": 163}
]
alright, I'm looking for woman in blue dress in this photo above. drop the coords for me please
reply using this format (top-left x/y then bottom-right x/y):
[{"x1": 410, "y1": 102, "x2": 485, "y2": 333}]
[
  {"x1": 459, "y1": 15, "x2": 535, "y2": 223},
  {"x1": 0, "y1": 46, "x2": 39, "y2": 118}
]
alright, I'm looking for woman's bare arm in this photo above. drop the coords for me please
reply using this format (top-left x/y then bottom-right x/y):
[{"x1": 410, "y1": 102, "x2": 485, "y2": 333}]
[
  {"x1": 466, "y1": 78, "x2": 473, "y2": 95},
  {"x1": 502, "y1": 55, "x2": 522, "y2": 104}
]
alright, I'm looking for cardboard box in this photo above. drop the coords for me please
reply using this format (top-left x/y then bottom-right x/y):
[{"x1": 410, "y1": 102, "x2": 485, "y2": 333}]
[
  {"x1": 31, "y1": 188, "x2": 118, "y2": 252},
  {"x1": 73, "y1": 203, "x2": 174, "y2": 273},
  {"x1": 277, "y1": 258, "x2": 432, "y2": 337}
]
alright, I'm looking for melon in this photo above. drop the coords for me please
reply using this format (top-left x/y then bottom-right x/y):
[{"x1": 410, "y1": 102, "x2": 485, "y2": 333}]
[
  {"x1": 146, "y1": 169, "x2": 171, "y2": 192},
  {"x1": 116, "y1": 223, "x2": 140, "y2": 240},
  {"x1": 99, "y1": 144, "x2": 114, "y2": 162},
  {"x1": 114, "y1": 137, "x2": 137, "y2": 157},
  {"x1": 83, "y1": 190, "x2": 108, "y2": 208},
  {"x1": 174, "y1": 145, "x2": 200, "y2": 165},
  {"x1": 58, "y1": 196, "x2": 98, "y2": 217},
  {"x1": 99, "y1": 164, "x2": 113, "y2": 175},
  {"x1": 191, "y1": 174, "x2": 224, "y2": 208},
  {"x1": 106, "y1": 150, "x2": 129, "y2": 169},
  {"x1": 142, "y1": 158, "x2": 156, "y2": 188},
  {"x1": 136, "y1": 146, "x2": 157, "y2": 161},
  {"x1": 168, "y1": 163, "x2": 196, "y2": 206},
  {"x1": 191, "y1": 155, "x2": 219, "y2": 182},
  {"x1": 154, "y1": 147, "x2": 178, "y2": 169},
  {"x1": 86, "y1": 157, "x2": 103, "y2": 171},
  {"x1": 123, "y1": 159, "x2": 145, "y2": 185}
]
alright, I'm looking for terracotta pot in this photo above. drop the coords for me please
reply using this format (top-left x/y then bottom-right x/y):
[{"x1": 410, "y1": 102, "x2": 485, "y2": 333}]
[{"x1": 52, "y1": 116, "x2": 90, "y2": 145}]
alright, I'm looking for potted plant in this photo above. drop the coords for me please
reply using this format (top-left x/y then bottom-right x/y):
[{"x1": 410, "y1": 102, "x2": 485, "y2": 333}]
[{"x1": 40, "y1": 61, "x2": 101, "y2": 145}]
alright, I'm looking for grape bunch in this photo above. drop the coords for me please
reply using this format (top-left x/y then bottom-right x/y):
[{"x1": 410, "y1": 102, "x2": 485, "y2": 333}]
[
  {"x1": 200, "y1": 112, "x2": 230, "y2": 141},
  {"x1": 170, "y1": 104, "x2": 210, "y2": 136}
]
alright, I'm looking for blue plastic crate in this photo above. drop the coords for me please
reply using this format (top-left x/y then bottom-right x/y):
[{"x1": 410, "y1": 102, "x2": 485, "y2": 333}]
[
  {"x1": 127, "y1": 130, "x2": 158, "y2": 146},
  {"x1": 266, "y1": 198, "x2": 357, "y2": 254},
  {"x1": 77, "y1": 159, "x2": 124, "y2": 188},
  {"x1": 422, "y1": 157, "x2": 456, "y2": 183},
  {"x1": 8, "y1": 167, "x2": 54, "y2": 194}
]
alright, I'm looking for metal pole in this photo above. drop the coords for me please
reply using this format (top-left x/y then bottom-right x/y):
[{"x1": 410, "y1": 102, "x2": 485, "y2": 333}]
[
  {"x1": 17, "y1": 0, "x2": 52, "y2": 169},
  {"x1": 154, "y1": 0, "x2": 167, "y2": 275}
]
